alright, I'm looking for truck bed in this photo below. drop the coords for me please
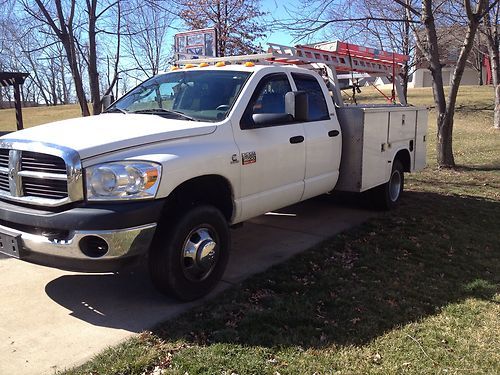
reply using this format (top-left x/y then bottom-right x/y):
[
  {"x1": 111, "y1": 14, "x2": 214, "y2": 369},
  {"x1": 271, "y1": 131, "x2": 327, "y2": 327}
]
[{"x1": 334, "y1": 105, "x2": 428, "y2": 192}]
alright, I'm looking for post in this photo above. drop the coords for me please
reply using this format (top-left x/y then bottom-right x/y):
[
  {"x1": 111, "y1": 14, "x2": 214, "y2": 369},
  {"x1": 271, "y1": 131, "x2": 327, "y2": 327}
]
[
  {"x1": 325, "y1": 65, "x2": 344, "y2": 107},
  {"x1": 394, "y1": 76, "x2": 407, "y2": 105},
  {"x1": 13, "y1": 83, "x2": 24, "y2": 130}
]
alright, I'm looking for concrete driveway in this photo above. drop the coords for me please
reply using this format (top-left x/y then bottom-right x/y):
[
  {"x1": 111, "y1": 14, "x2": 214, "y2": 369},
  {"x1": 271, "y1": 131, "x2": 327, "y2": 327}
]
[{"x1": 0, "y1": 197, "x2": 374, "y2": 374}]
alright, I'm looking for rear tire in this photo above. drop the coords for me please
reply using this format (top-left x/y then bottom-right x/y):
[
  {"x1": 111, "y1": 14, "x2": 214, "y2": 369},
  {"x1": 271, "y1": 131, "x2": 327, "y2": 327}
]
[
  {"x1": 373, "y1": 159, "x2": 404, "y2": 210},
  {"x1": 149, "y1": 205, "x2": 230, "y2": 301}
]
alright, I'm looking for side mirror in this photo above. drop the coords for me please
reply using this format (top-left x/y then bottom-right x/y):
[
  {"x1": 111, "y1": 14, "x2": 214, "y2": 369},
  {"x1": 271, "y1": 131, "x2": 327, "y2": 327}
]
[
  {"x1": 101, "y1": 94, "x2": 115, "y2": 111},
  {"x1": 285, "y1": 91, "x2": 309, "y2": 122}
]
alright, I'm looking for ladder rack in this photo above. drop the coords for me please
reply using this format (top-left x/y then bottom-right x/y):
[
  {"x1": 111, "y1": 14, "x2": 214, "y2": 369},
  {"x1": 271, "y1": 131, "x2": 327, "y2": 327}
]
[
  {"x1": 177, "y1": 42, "x2": 408, "y2": 77},
  {"x1": 266, "y1": 43, "x2": 405, "y2": 76},
  {"x1": 176, "y1": 41, "x2": 409, "y2": 106}
]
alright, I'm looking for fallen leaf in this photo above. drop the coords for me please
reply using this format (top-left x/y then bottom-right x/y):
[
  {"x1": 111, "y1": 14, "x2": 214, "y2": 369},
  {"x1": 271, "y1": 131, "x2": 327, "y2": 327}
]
[{"x1": 372, "y1": 353, "x2": 382, "y2": 364}]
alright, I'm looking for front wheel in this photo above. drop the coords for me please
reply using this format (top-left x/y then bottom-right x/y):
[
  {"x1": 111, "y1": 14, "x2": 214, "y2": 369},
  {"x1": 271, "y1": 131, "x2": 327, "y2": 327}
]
[
  {"x1": 373, "y1": 159, "x2": 404, "y2": 210},
  {"x1": 149, "y1": 205, "x2": 230, "y2": 301}
]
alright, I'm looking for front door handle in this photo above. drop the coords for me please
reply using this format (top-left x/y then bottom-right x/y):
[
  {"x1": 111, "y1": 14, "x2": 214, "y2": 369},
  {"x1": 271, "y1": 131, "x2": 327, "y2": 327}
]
[
  {"x1": 328, "y1": 130, "x2": 340, "y2": 137},
  {"x1": 289, "y1": 135, "x2": 305, "y2": 144}
]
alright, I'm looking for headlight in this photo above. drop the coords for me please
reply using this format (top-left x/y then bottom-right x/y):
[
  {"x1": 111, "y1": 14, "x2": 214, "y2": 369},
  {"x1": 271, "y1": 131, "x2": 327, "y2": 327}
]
[{"x1": 86, "y1": 161, "x2": 161, "y2": 201}]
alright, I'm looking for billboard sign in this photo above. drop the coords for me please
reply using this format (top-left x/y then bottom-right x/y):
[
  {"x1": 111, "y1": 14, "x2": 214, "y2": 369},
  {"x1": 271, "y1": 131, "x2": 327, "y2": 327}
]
[{"x1": 174, "y1": 28, "x2": 217, "y2": 61}]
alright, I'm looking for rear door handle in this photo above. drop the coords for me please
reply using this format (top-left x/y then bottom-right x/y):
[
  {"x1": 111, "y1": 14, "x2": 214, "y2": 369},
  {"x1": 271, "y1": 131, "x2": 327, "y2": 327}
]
[
  {"x1": 328, "y1": 130, "x2": 340, "y2": 137},
  {"x1": 289, "y1": 136, "x2": 304, "y2": 144}
]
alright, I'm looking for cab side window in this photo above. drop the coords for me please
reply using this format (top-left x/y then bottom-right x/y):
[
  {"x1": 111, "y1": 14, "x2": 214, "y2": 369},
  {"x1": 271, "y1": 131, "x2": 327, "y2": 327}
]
[
  {"x1": 241, "y1": 73, "x2": 292, "y2": 129},
  {"x1": 291, "y1": 73, "x2": 330, "y2": 121}
]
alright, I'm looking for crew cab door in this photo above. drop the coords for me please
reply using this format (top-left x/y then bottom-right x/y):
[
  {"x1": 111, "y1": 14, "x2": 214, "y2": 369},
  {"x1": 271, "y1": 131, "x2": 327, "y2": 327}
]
[
  {"x1": 232, "y1": 73, "x2": 306, "y2": 221},
  {"x1": 290, "y1": 72, "x2": 342, "y2": 200}
]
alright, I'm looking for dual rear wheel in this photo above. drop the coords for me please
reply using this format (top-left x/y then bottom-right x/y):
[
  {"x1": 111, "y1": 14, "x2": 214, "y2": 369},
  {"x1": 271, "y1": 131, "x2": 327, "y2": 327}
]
[{"x1": 373, "y1": 159, "x2": 405, "y2": 210}]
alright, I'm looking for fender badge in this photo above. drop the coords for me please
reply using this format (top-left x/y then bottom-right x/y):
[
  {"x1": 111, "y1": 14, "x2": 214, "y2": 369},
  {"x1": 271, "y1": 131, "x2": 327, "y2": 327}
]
[
  {"x1": 242, "y1": 151, "x2": 256, "y2": 165},
  {"x1": 230, "y1": 154, "x2": 239, "y2": 164}
]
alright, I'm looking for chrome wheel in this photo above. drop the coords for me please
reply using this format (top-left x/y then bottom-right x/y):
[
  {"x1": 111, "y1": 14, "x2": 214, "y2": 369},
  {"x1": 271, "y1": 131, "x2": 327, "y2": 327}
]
[
  {"x1": 181, "y1": 226, "x2": 219, "y2": 281},
  {"x1": 389, "y1": 169, "x2": 402, "y2": 202},
  {"x1": 149, "y1": 205, "x2": 229, "y2": 301}
]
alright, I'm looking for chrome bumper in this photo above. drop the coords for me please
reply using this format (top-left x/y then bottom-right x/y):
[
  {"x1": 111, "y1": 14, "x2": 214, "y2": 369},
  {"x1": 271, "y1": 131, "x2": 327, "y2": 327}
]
[{"x1": 0, "y1": 222, "x2": 157, "y2": 261}]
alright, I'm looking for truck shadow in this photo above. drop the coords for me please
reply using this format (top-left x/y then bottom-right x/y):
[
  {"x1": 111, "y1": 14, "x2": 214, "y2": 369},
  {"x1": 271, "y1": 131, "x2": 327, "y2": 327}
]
[
  {"x1": 44, "y1": 191, "x2": 499, "y2": 349},
  {"x1": 44, "y1": 265, "x2": 231, "y2": 332},
  {"x1": 152, "y1": 191, "x2": 499, "y2": 349},
  {"x1": 44, "y1": 267, "x2": 177, "y2": 331},
  {"x1": 43, "y1": 194, "x2": 375, "y2": 332}
]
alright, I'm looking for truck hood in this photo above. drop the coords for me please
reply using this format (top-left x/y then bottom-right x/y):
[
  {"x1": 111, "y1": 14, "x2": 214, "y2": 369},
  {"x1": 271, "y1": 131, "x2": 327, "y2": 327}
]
[{"x1": 1, "y1": 113, "x2": 217, "y2": 159}]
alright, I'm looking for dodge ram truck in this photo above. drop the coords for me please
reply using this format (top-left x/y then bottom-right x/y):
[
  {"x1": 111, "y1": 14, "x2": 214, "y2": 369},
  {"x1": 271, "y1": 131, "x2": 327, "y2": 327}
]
[{"x1": 0, "y1": 42, "x2": 427, "y2": 300}]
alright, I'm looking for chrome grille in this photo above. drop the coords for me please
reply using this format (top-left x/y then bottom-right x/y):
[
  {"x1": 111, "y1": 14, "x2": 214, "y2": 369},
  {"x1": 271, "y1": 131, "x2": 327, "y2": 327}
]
[
  {"x1": 0, "y1": 149, "x2": 9, "y2": 193},
  {"x1": 22, "y1": 176, "x2": 68, "y2": 199},
  {"x1": 0, "y1": 140, "x2": 83, "y2": 207},
  {"x1": 0, "y1": 149, "x2": 8, "y2": 169},
  {"x1": 21, "y1": 151, "x2": 67, "y2": 174},
  {"x1": 0, "y1": 174, "x2": 9, "y2": 192}
]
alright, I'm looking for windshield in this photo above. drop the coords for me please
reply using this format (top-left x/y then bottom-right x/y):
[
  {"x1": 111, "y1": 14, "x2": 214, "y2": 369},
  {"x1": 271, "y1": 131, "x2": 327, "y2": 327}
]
[{"x1": 109, "y1": 70, "x2": 251, "y2": 122}]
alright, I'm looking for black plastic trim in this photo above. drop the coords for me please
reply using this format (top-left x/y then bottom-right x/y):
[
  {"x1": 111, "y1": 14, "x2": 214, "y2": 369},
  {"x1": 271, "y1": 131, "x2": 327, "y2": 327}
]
[{"x1": 0, "y1": 199, "x2": 165, "y2": 231}]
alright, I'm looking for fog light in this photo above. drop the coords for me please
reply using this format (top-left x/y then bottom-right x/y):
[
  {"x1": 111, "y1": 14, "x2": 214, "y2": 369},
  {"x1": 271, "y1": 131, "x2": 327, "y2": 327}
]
[{"x1": 79, "y1": 236, "x2": 109, "y2": 258}]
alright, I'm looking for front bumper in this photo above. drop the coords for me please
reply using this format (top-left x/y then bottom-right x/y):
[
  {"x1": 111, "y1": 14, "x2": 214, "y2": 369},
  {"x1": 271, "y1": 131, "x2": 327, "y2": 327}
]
[
  {"x1": 0, "y1": 222, "x2": 157, "y2": 271},
  {"x1": 0, "y1": 199, "x2": 164, "y2": 272}
]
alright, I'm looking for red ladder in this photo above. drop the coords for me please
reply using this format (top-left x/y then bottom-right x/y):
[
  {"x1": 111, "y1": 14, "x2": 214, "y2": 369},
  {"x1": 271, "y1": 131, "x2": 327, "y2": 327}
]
[{"x1": 267, "y1": 42, "x2": 408, "y2": 76}]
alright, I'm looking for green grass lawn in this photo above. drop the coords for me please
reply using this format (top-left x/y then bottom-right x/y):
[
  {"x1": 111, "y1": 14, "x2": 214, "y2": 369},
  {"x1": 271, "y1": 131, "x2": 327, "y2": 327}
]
[{"x1": 4, "y1": 86, "x2": 498, "y2": 374}]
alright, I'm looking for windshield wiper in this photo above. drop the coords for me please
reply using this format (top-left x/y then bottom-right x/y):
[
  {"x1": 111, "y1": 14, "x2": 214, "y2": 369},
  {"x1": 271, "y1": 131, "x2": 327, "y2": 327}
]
[
  {"x1": 131, "y1": 108, "x2": 197, "y2": 121},
  {"x1": 104, "y1": 107, "x2": 128, "y2": 114}
]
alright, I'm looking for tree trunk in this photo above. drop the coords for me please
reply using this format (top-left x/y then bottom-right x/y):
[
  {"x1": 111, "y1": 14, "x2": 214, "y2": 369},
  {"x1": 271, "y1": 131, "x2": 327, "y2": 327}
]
[
  {"x1": 485, "y1": 24, "x2": 499, "y2": 129},
  {"x1": 420, "y1": 0, "x2": 454, "y2": 167},
  {"x1": 87, "y1": 0, "x2": 101, "y2": 115},
  {"x1": 62, "y1": 37, "x2": 90, "y2": 116},
  {"x1": 61, "y1": 59, "x2": 69, "y2": 104},
  {"x1": 402, "y1": 0, "x2": 410, "y2": 101},
  {"x1": 435, "y1": 101, "x2": 456, "y2": 166},
  {"x1": 49, "y1": 57, "x2": 58, "y2": 105},
  {"x1": 420, "y1": 0, "x2": 487, "y2": 167},
  {"x1": 495, "y1": 84, "x2": 500, "y2": 129},
  {"x1": 26, "y1": 53, "x2": 50, "y2": 105},
  {"x1": 478, "y1": 61, "x2": 483, "y2": 85}
]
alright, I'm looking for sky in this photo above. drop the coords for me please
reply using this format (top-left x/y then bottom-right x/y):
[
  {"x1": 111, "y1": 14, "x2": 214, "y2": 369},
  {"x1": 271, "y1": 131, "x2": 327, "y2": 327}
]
[{"x1": 259, "y1": 0, "x2": 299, "y2": 46}]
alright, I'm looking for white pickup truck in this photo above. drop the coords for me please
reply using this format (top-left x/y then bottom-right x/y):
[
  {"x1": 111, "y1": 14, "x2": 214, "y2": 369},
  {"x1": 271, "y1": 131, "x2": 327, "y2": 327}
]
[{"x1": 0, "y1": 43, "x2": 428, "y2": 300}]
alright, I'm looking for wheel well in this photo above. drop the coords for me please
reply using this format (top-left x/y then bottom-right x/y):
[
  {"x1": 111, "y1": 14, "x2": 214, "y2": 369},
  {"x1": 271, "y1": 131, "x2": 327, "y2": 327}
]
[
  {"x1": 395, "y1": 149, "x2": 411, "y2": 172},
  {"x1": 164, "y1": 175, "x2": 234, "y2": 221}
]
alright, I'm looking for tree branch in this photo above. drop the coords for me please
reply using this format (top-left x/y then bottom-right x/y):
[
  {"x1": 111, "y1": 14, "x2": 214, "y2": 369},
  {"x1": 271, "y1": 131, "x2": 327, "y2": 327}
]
[{"x1": 393, "y1": 0, "x2": 421, "y2": 17}]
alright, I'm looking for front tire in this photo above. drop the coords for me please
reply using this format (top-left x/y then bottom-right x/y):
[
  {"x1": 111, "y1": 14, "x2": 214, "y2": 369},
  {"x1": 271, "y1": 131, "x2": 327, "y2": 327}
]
[
  {"x1": 374, "y1": 159, "x2": 404, "y2": 210},
  {"x1": 149, "y1": 205, "x2": 230, "y2": 301}
]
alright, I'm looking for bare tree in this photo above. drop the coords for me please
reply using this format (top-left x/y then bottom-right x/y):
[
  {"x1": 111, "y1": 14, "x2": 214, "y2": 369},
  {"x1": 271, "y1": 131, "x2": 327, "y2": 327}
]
[
  {"x1": 25, "y1": 0, "x2": 91, "y2": 115},
  {"x1": 177, "y1": 0, "x2": 267, "y2": 56},
  {"x1": 1, "y1": 15, "x2": 52, "y2": 105},
  {"x1": 123, "y1": 0, "x2": 174, "y2": 77},
  {"x1": 282, "y1": 0, "x2": 496, "y2": 166},
  {"x1": 347, "y1": 0, "x2": 419, "y2": 99},
  {"x1": 21, "y1": 0, "x2": 123, "y2": 116},
  {"x1": 80, "y1": 0, "x2": 122, "y2": 115},
  {"x1": 278, "y1": 0, "x2": 420, "y2": 99},
  {"x1": 363, "y1": 0, "x2": 417, "y2": 99},
  {"x1": 406, "y1": 0, "x2": 494, "y2": 167},
  {"x1": 467, "y1": 33, "x2": 487, "y2": 85}
]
